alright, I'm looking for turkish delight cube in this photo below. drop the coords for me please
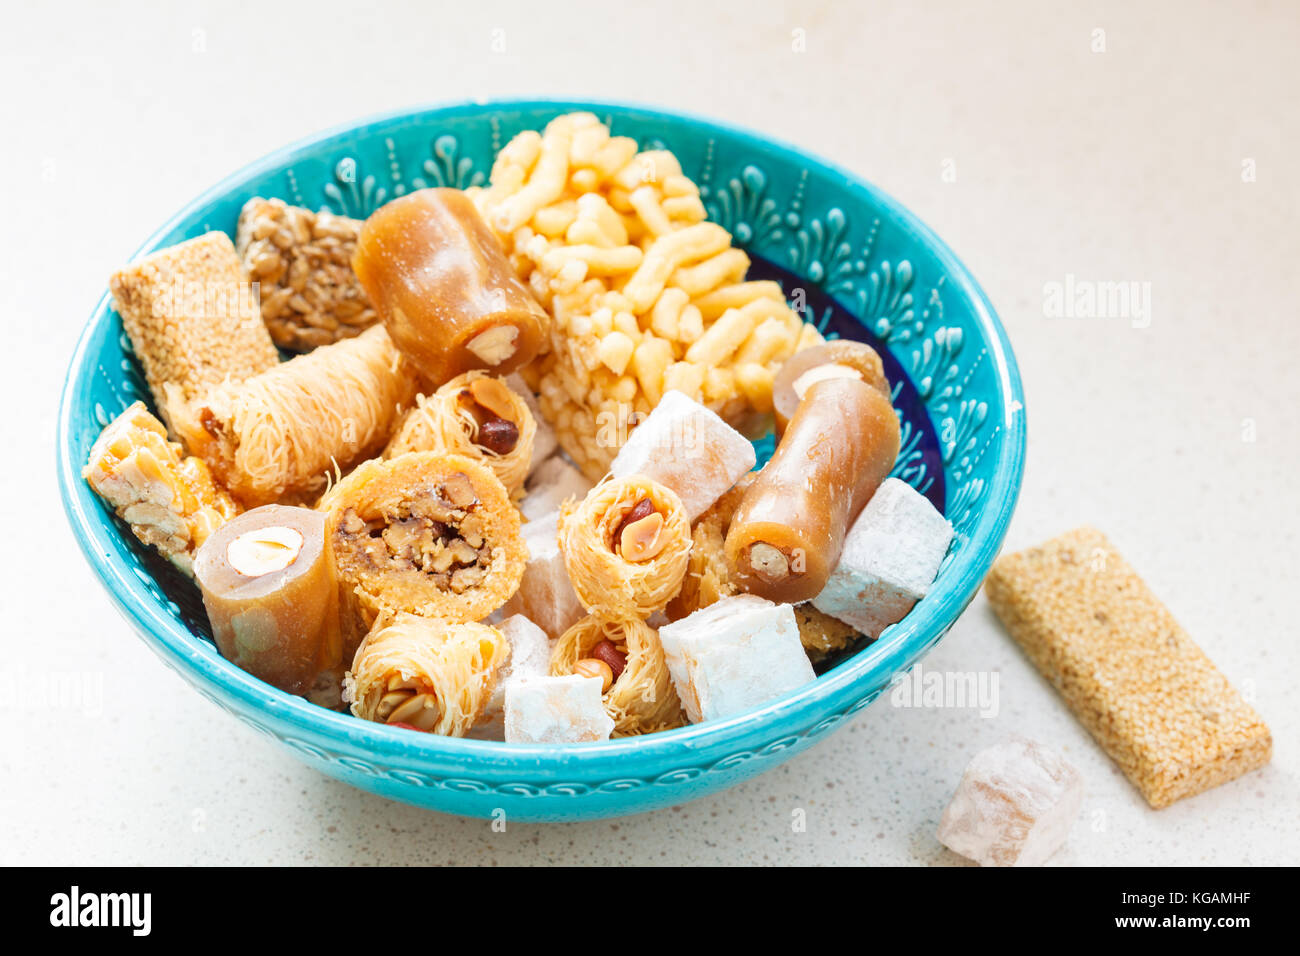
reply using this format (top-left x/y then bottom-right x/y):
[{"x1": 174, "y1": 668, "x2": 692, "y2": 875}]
[
  {"x1": 504, "y1": 675, "x2": 614, "y2": 743},
  {"x1": 502, "y1": 510, "x2": 586, "y2": 639},
  {"x1": 657, "y1": 594, "x2": 813, "y2": 723},
  {"x1": 470, "y1": 614, "x2": 555, "y2": 740},
  {"x1": 608, "y1": 390, "x2": 756, "y2": 520},
  {"x1": 813, "y1": 477, "x2": 953, "y2": 637},
  {"x1": 520, "y1": 454, "x2": 593, "y2": 522},
  {"x1": 937, "y1": 736, "x2": 1084, "y2": 867}
]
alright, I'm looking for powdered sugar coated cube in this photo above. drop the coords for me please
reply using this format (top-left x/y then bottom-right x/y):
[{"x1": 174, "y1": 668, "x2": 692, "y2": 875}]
[
  {"x1": 520, "y1": 454, "x2": 593, "y2": 522},
  {"x1": 504, "y1": 675, "x2": 614, "y2": 743},
  {"x1": 657, "y1": 594, "x2": 814, "y2": 723},
  {"x1": 937, "y1": 736, "x2": 1084, "y2": 867},
  {"x1": 608, "y1": 390, "x2": 756, "y2": 521},
  {"x1": 813, "y1": 477, "x2": 953, "y2": 637},
  {"x1": 469, "y1": 614, "x2": 554, "y2": 740},
  {"x1": 502, "y1": 511, "x2": 586, "y2": 639}
]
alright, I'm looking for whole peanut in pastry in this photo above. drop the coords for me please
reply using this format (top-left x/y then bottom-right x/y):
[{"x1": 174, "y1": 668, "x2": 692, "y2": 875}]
[
  {"x1": 725, "y1": 377, "x2": 900, "y2": 604},
  {"x1": 558, "y1": 475, "x2": 692, "y2": 618},
  {"x1": 352, "y1": 188, "x2": 549, "y2": 384}
]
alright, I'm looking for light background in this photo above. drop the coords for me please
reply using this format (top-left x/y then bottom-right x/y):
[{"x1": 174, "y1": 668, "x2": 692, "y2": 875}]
[{"x1": 2, "y1": 0, "x2": 1296, "y2": 865}]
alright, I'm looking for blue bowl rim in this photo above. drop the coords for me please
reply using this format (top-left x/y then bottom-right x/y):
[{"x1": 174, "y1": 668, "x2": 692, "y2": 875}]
[{"x1": 57, "y1": 96, "x2": 1026, "y2": 776}]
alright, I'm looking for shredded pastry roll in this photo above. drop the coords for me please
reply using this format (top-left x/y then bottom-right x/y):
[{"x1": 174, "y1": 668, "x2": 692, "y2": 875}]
[
  {"x1": 320, "y1": 452, "x2": 526, "y2": 645},
  {"x1": 550, "y1": 614, "x2": 683, "y2": 736},
  {"x1": 384, "y1": 371, "x2": 536, "y2": 495},
  {"x1": 345, "y1": 611, "x2": 509, "y2": 737},
  {"x1": 666, "y1": 472, "x2": 754, "y2": 622},
  {"x1": 558, "y1": 474, "x2": 691, "y2": 618},
  {"x1": 173, "y1": 325, "x2": 420, "y2": 506}
]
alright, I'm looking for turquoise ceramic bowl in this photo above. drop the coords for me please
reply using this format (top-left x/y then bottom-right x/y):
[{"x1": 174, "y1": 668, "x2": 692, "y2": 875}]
[{"x1": 58, "y1": 99, "x2": 1025, "y2": 821}]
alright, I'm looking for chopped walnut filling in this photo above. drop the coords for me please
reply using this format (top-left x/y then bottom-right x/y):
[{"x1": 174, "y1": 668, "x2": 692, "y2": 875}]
[{"x1": 339, "y1": 473, "x2": 492, "y2": 594}]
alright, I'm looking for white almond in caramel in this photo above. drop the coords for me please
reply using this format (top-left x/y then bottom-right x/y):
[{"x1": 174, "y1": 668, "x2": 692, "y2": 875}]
[
  {"x1": 226, "y1": 526, "x2": 304, "y2": 576},
  {"x1": 466, "y1": 324, "x2": 519, "y2": 366}
]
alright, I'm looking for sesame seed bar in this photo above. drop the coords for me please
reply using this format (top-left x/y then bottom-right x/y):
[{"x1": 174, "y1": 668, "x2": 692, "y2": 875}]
[
  {"x1": 109, "y1": 231, "x2": 280, "y2": 429},
  {"x1": 985, "y1": 527, "x2": 1271, "y2": 809}
]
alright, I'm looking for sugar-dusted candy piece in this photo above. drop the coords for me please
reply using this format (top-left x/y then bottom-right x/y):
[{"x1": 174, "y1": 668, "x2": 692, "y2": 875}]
[
  {"x1": 608, "y1": 390, "x2": 756, "y2": 521},
  {"x1": 504, "y1": 675, "x2": 614, "y2": 743},
  {"x1": 501, "y1": 510, "x2": 586, "y2": 639},
  {"x1": 657, "y1": 594, "x2": 813, "y2": 723},
  {"x1": 812, "y1": 477, "x2": 953, "y2": 637},
  {"x1": 985, "y1": 527, "x2": 1272, "y2": 809},
  {"x1": 937, "y1": 736, "x2": 1083, "y2": 867},
  {"x1": 507, "y1": 374, "x2": 558, "y2": 470},
  {"x1": 519, "y1": 455, "x2": 593, "y2": 523},
  {"x1": 469, "y1": 614, "x2": 554, "y2": 740}
]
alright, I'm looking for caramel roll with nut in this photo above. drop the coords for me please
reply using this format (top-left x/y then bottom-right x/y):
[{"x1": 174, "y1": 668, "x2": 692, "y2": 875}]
[
  {"x1": 558, "y1": 475, "x2": 692, "y2": 618},
  {"x1": 384, "y1": 371, "x2": 536, "y2": 495},
  {"x1": 352, "y1": 188, "x2": 549, "y2": 384},
  {"x1": 319, "y1": 452, "x2": 526, "y2": 647},
  {"x1": 344, "y1": 611, "x2": 509, "y2": 737},
  {"x1": 772, "y1": 340, "x2": 890, "y2": 436},
  {"x1": 194, "y1": 505, "x2": 343, "y2": 697},
  {"x1": 550, "y1": 615, "x2": 682, "y2": 736},
  {"x1": 725, "y1": 377, "x2": 900, "y2": 604}
]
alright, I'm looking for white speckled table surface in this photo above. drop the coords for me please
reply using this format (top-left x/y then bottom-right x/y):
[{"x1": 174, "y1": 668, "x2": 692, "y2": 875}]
[{"x1": 3, "y1": 0, "x2": 1296, "y2": 866}]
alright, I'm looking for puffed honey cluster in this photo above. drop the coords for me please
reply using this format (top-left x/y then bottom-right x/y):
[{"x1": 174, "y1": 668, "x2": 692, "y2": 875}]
[{"x1": 469, "y1": 112, "x2": 821, "y2": 479}]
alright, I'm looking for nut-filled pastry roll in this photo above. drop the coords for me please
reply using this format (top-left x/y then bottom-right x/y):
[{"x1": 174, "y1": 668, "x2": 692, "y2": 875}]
[
  {"x1": 725, "y1": 377, "x2": 900, "y2": 604},
  {"x1": 194, "y1": 505, "x2": 342, "y2": 697},
  {"x1": 550, "y1": 615, "x2": 683, "y2": 736},
  {"x1": 173, "y1": 325, "x2": 421, "y2": 507},
  {"x1": 319, "y1": 452, "x2": 526, "y2": 644},
  {"x1": 666, "y1": 472, "x2": 754, "y2": 622},
  {"x1": 558, "y1": 475, "x2": 692, "y2": 618},
  {"x1": 352, "y1": 188, "x2": 549, "y2": 384},
  {"x1": 384, "y1": 371, "x2": 536, "y2": 496},
  {"x1": 344, "y1": 611, "x2": 509, "y2": 736}
]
